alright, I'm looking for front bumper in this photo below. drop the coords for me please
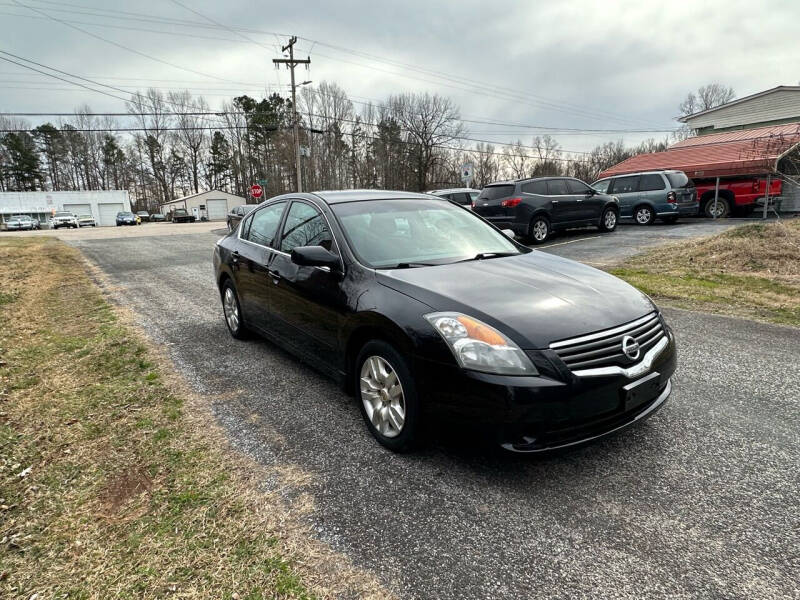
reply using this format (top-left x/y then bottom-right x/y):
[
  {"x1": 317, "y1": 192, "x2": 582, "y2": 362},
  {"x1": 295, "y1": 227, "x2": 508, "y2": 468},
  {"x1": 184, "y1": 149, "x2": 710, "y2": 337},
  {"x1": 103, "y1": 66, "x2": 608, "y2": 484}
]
[{"x1": 414, "y1": 328, "x2": 677, "y2": 451}]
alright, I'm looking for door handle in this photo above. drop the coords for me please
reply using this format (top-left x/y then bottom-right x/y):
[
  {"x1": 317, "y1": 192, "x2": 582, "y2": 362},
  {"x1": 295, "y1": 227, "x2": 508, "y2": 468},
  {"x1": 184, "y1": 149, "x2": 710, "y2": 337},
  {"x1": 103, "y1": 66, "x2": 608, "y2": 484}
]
[
  {"x1": 552, "y1": 200, "x2": 559, "y2": 204},
  {"x1": 267, "y1": 269, "x2": 281, "y2": 284}
]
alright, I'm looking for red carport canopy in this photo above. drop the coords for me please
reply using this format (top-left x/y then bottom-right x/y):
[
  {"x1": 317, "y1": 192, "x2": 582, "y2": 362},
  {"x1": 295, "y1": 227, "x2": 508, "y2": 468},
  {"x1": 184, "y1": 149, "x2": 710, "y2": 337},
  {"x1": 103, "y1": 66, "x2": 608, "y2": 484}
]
[{"x1": 598, "y1": 123, "x2": 800, "y2": 179}]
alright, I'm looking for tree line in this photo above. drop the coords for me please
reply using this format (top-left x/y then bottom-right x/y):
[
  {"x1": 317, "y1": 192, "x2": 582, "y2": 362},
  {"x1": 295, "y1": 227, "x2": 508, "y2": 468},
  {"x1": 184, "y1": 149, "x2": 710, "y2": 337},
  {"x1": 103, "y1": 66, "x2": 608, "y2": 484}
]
[{"x1": 0, "y1": 82, "x2": 677, "y2": 210}]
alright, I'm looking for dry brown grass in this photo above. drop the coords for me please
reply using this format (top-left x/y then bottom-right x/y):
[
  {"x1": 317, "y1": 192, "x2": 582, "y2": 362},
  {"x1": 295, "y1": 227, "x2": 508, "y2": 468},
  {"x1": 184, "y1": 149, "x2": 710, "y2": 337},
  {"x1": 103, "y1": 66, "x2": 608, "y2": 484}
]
[
  {"x1": 0, "y1": 237, "x2": 392, "y2": 599},
  {"x1": 611, "y1": 218, "x2": 800, "y2": 326}
]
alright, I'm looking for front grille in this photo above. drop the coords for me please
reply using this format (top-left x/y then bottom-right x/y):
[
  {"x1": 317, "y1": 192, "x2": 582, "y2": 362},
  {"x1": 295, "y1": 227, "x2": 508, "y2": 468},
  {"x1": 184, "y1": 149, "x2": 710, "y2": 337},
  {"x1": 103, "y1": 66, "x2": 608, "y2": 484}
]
[{"x1": 550, "y1": 312, "x2": 664, "y2": 371}]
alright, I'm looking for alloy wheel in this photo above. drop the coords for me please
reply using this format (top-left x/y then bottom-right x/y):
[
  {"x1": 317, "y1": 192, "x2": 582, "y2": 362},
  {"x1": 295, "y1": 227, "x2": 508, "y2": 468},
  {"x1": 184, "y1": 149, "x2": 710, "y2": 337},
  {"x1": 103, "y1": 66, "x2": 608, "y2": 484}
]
[
  {"x1": 635, "y1": 208, "x2": 652, "y2": 225},
  {"x1": 360, "y1": 355, "x2": 406, "y2": 438},
  {"x1": 223, "y1": 287, "x2": 239, "y2": 332},
  {"x1": 532, "y1": 219, "x2": 548, "y2": 242},
  {"x1": 604, "y1": 210, "x2": 617, "y2": 229}
]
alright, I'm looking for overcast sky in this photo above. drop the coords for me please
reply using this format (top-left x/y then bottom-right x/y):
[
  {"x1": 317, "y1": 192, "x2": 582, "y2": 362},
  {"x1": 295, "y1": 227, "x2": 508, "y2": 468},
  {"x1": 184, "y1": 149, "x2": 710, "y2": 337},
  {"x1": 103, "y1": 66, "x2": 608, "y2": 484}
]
[{"x1": 2, "y1": 0, "x2": 799, "y2": 152}]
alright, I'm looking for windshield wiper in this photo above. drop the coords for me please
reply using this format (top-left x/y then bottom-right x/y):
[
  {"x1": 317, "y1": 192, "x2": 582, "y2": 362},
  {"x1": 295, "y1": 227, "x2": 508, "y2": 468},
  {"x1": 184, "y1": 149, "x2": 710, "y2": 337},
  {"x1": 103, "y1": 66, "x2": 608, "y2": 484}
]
[
  {"x1": 380, "y1": 262, "x2": 439, "y2": 269},
  {"x1": 457, "y1": 252, "x2": 519, "y2": 262}
]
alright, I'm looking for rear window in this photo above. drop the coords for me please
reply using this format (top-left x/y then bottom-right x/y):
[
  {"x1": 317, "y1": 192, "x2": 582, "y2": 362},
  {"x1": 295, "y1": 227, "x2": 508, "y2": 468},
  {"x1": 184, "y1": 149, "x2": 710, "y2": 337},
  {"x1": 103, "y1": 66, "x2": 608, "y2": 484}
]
[
  {"x1": 478, "y1": 185, "x2": 514, "y2": 201},
  {"x1": 666, "y1": 172, "x2": 691, "y2": 189}
]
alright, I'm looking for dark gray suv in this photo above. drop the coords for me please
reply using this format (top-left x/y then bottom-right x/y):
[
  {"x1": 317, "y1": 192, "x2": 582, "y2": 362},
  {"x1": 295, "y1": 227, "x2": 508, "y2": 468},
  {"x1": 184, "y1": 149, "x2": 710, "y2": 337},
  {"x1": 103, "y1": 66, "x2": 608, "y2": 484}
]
[{"x1": 472, "y1": 177, "x2": 620, "y2": 244}]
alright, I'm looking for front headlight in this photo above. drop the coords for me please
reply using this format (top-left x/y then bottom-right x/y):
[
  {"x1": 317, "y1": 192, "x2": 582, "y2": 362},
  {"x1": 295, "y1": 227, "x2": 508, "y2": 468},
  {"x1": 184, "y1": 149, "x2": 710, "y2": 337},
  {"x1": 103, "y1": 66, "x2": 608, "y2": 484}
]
[{"x1": 424, "y1": 312, "x2": 538, "y2": 376}]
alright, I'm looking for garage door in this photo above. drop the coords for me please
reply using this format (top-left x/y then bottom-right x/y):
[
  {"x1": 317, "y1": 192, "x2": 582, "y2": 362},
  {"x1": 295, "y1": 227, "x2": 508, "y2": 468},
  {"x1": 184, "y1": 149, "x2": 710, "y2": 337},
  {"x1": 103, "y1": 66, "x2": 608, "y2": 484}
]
[
  {"x1": 206, "y1": 199, "x2": 228, "y2": 221},
  {"x1": 97, "y1": 203, "x2": 124, "y2": 226},
  {"x1": 63, "y1": 203, "x2": 91, "y2": 216}
]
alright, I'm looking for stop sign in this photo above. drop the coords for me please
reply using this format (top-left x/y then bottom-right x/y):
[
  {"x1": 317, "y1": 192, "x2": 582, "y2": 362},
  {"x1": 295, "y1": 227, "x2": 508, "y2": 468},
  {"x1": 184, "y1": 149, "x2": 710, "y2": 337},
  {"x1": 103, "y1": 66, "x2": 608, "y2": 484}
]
[{"x1": 250, "y1": 183, "x2": 263, "y2": 199}]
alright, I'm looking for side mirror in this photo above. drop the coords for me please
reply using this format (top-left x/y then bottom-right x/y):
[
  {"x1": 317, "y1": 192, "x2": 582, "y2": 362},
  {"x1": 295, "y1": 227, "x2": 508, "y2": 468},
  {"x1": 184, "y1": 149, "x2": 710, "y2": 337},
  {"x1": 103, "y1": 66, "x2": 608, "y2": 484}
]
[
  {"x1": 586, "y1": 188, "x2": 597, "y2": 196},
  {"x1": 501, "y1": 228, "x2": 516, "y2": 239},
  {"x1": 291, "y1": 245, "x2": 341, "y2": 271}
]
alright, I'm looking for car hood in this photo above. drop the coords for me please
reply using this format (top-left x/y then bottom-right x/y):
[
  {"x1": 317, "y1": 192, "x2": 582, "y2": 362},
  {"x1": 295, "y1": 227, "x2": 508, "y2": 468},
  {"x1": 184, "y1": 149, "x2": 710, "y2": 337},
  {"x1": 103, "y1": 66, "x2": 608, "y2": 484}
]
[{"x1": 376, "y1": 251, "x2": 655, "y2": 349}]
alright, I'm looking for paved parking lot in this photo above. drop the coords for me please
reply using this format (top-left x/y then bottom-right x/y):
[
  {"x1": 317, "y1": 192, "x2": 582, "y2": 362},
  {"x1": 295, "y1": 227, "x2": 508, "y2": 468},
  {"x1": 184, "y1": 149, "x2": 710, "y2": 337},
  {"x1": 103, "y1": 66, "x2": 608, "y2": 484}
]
[{"x1": 69, "y1": 222, "x2": 798, "y2": 599}]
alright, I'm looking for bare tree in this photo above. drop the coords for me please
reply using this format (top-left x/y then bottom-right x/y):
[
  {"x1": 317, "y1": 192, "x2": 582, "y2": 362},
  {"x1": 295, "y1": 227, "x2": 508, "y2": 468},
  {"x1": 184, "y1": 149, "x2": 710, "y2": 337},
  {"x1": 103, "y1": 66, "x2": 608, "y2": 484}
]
[
  {"x1": 679, "y1": 83, "x2": 735, "y2": 116},
  {"x1": 127, "y1": 89, "x2": 174, "y2": 203},
  {"x1": 386, "y1": 92, "x2": 464, "y2": 191},
  {"x1": 501, "y1": 140, "x2": 531, "y2": 179},
  {"x1": 169, "y1": 90, "x2": 209, "y2": 194}
]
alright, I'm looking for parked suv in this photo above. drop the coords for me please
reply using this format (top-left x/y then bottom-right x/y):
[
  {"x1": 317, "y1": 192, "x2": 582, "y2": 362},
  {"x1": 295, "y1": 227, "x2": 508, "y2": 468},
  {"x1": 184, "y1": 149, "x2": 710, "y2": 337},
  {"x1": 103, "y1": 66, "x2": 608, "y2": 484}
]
[
  {"x1": 472, "y1": 177, "x2": 619, "y2": 244},
  {"x1": 426, "y1": 188, "x2": 481, "y2": 208},
  {"x1": 50, "y1": 211, "x2": 79, "y2": 229},
  {"x1": 591, "y1": 170, "x2": 698, "y2": 225}
]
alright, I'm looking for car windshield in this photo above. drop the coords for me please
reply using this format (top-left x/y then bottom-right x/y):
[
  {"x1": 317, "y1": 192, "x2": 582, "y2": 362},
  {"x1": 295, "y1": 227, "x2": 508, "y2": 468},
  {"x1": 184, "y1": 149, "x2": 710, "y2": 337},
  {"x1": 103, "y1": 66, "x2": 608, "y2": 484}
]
[
  {"x1": 118, "y1": 212, "x2": 134, "y2": 217},
  {"x1": 55, "y1": 212, "x2": 72, "y2": 217},
  {"x1": 332, "y1": 198, "x2": 523, "y2": 268},
  {"x1": 666, "y1": 172, "x2": 692, "y2": 188},
  {"x1": 11, "y1": 215, "x2": 26, "y2": 219},
  {"x1": 79, "y1": 215, "x2": 92, "y2": 219}
]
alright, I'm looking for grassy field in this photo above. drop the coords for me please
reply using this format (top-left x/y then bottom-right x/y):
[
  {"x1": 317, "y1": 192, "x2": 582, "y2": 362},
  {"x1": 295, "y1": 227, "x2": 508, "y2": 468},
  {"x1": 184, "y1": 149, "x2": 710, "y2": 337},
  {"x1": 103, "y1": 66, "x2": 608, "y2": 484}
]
[
  {"x1": 0, "y1": 238, "x2": 384, "y2": 599},
  {"x1": 611, "y1": 218, "x2": 800, "y2": 327}
]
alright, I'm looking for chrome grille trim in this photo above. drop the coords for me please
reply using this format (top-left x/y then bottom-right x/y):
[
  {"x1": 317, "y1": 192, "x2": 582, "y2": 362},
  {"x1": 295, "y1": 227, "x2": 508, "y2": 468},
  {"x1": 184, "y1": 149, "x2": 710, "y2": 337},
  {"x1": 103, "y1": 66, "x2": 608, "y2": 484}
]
[{"x1": 550, "y1": 312, "x2": 666, "y2": 373}]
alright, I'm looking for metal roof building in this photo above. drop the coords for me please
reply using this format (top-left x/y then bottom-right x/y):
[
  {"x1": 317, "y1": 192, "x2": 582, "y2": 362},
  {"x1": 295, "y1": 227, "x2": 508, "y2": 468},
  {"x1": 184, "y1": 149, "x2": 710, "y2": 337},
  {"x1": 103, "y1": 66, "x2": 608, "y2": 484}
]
[{"x1": 597, "y1": 123, "x2": 800, "y2": 179}]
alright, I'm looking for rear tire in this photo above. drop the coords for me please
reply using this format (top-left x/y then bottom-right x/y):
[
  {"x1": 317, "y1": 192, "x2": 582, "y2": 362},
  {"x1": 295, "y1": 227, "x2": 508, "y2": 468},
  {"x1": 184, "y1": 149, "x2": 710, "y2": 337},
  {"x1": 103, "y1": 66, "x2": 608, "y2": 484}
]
[
  {"x1": 598, "y1": 207, "x2": 618, "y2": 232},
  {"x1": 221, "y1": 280, "x2": 250, "y2": 340},
  {"x1": 704, "y1": 197, "x2": 730, "y2": 219},
  {"x1": 634, "y1": 205, "x2": 655, "y2": 225},
  {"x1": 528, "y1": 215, "x2": 550, "y2": 244},
  {"x1": 355, "y1": 340, "x2": 420, "y2": 452}
]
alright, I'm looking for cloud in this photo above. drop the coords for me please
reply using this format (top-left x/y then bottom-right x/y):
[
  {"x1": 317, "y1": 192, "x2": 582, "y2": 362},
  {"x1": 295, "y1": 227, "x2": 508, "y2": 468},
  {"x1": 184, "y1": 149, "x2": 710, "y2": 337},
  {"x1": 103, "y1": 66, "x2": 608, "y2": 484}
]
[{"x1": 2, "y1": 0, "x2": 799, "y2": 151}]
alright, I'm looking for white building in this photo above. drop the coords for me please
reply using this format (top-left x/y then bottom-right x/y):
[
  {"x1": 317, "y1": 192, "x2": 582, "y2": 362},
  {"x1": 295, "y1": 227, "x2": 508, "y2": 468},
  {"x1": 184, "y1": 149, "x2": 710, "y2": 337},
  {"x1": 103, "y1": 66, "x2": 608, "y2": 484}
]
[
  {"x1": 0, "y1": 190, "x2": 132, "y2": 227},
  {"x1": 679, "y1": 86, "x2": 800, "y2": 135},
  {"x1": 160, "y1": 190, "x2": 246, "y2": 221}
]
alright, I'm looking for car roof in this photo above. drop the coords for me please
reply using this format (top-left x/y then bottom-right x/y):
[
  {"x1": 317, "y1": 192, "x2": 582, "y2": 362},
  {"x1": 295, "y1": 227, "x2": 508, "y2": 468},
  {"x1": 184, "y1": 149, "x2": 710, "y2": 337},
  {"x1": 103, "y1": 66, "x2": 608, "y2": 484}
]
[
  {"x1": 605, "y1": 170, "x2": 683, "y2": 178},
  {"x1": 426, "y1": 187, "x2": 480, "y2": 194},
  {"x1": 307, "y1": 190, "x2": 435, "y2": 205}
]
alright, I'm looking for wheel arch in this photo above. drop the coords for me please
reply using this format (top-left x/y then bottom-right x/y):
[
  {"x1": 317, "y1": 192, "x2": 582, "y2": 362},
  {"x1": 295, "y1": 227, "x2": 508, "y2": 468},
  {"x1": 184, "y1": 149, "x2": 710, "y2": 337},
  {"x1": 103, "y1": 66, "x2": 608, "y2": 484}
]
[{"x1": 342, "y1": 315, "x2": 416, "y2": 395}]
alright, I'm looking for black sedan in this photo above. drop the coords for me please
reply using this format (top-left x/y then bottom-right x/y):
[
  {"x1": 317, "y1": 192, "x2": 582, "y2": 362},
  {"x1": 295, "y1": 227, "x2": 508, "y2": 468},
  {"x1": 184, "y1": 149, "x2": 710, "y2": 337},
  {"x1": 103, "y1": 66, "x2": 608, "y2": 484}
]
[{"x1": 213, "y1": 191, "x2": 676, "y2": 452}]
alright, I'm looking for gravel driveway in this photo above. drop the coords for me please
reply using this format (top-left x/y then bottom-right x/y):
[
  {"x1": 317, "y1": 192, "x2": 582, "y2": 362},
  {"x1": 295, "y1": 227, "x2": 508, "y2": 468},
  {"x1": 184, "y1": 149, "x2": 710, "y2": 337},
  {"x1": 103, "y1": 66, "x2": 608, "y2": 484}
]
[{"x1": 70, "y1": 225, "x2": 799, "y2": 599}]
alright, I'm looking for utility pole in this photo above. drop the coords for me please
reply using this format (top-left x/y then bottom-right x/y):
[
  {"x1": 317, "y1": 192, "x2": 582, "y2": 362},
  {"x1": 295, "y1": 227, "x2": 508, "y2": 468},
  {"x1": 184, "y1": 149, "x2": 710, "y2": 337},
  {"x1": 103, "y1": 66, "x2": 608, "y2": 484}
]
[{"x1": 273, "y1": 36, "x2": 310, "y2": 192}]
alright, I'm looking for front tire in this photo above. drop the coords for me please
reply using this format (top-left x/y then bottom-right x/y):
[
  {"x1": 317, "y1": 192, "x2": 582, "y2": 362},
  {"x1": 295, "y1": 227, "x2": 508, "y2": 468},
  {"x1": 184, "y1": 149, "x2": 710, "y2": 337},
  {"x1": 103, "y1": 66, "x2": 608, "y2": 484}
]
[
  {"x1": 528, "y1": 215, "x2": 550, "y2": 244},
  {"x1": 221, "y1": 280, "x2": 249, "y2": 340},
  {"x1": 599, "y1": 207, "x2": 618, "y2": 232},
  {"x1": 634, "y1": 205, "x2": 655, "y2": 225},
  {"x1": 355, "y1": 340, "x2": 419, "y2": 452}
]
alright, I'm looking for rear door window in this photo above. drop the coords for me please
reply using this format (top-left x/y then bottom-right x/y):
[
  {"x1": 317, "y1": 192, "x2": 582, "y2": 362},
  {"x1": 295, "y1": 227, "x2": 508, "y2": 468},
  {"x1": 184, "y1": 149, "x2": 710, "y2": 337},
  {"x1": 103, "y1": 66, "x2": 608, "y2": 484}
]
[
  {"x1": 478, "y1": 185, "x2": 515, "y2": 201},
  {"x1": 452, "y1": 192, "x2": 471, "y2": 205},
  {"x1": 521, "y1": 180, "x2": 548, "y2": 194},
  {"x1": 546, "y1": 179, "x2": 569, "y2": 195},
  {"x1": 610, "y1": 176, "x2": 640, "y2": 194},
  {"x1": 640, "y1": 174, "x2": 666, "y2": 191}
]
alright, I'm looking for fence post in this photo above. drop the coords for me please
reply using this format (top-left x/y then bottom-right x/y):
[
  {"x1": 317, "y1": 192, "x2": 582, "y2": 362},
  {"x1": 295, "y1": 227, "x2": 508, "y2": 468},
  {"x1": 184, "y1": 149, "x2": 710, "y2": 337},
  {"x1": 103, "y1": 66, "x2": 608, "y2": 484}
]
[
  {"x1": 712, "y1": 177, "x2": 720, "y2": 219},
  {"x1": 762, "y1": 174, "x2": 770, "y2": 220}
]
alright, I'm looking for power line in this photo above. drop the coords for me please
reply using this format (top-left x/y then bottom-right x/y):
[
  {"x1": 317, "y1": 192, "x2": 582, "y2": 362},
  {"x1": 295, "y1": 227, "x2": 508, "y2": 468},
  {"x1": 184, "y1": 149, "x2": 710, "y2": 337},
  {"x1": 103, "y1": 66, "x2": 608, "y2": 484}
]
[
  {"x1": 4, "y1": 0, "x2": 668, "y2": 128},
  {"x1": 10, "y1": 0, "x2": 253, "y2": 85}
]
